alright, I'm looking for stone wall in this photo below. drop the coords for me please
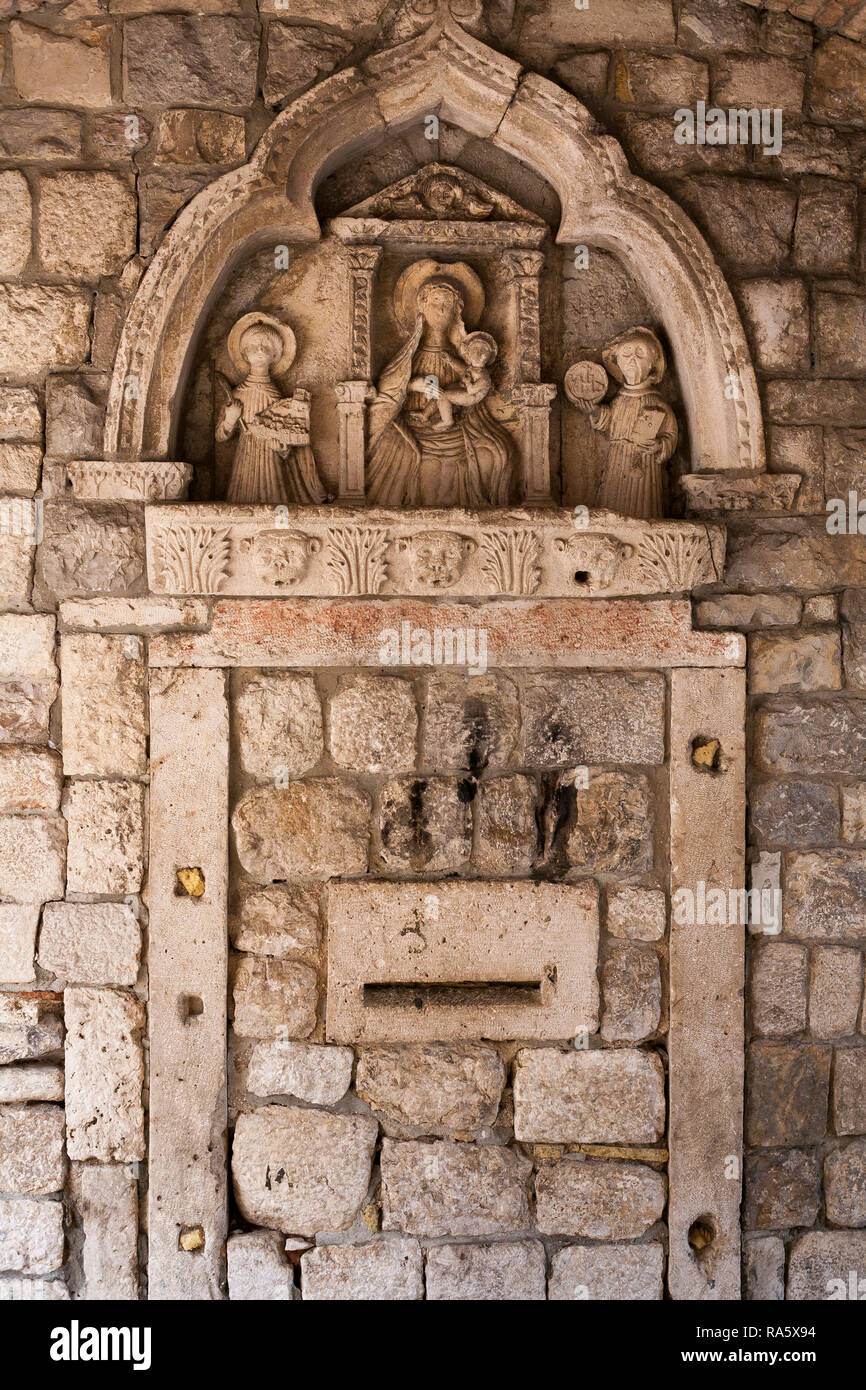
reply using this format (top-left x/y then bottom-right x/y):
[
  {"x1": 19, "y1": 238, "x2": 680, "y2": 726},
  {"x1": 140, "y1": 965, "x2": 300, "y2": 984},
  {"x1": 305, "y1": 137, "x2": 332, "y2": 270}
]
[{"x1": 0, "y1": 0, "x2": 865, "y2": 1301}]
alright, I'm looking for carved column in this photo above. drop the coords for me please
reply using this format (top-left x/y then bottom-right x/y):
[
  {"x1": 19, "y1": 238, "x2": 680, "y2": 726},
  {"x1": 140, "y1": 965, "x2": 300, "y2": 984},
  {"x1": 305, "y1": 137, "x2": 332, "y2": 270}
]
[
  {"x1": 335, "y1": 244, "x2": 382, "y2": 502},
  {"x1": 503, "y1": 249, "x2": 555, "y2": 504}
]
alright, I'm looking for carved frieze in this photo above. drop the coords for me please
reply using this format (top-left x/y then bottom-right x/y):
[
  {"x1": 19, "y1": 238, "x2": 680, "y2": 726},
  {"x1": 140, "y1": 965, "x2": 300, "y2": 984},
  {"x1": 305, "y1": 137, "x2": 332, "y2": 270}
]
[{"x1": 68, "y1": 459, "x2": 192, "y2": 502}]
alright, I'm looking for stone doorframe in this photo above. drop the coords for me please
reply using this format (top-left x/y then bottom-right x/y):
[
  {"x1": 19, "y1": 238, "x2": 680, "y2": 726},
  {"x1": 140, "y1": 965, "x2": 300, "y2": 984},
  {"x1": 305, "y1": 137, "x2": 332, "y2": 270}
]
[{"x1": 145, "y1": 596, "x2": 745, "y2": 1301}]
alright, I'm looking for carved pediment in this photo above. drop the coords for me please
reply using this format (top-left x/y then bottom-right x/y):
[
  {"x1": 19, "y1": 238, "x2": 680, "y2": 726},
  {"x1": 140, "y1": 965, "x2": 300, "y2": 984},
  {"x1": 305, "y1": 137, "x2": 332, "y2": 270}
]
[{"x1": 340, "y1": 163, "x2": 545, "y2": 225}]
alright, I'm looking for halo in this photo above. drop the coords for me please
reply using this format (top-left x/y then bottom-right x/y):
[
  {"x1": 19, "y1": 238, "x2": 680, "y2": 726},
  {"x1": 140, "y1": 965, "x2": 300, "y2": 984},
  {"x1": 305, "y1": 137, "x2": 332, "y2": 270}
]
[
  {"x1": 393, "y1": 259, "x2": 485, "y2": 333},
  {"x1": 227, "y1": 312, "x2": 296, "y2": 376},
  {"x1": 602, "y1": 326, "x2": 666, "y2": 386}
]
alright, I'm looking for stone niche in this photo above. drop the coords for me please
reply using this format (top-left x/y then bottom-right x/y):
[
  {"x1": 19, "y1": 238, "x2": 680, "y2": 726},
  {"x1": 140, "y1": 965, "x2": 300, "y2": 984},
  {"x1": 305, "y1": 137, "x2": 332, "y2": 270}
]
[{"x1": 103, "y1": 0, "x2": 765, "y2": 1304}]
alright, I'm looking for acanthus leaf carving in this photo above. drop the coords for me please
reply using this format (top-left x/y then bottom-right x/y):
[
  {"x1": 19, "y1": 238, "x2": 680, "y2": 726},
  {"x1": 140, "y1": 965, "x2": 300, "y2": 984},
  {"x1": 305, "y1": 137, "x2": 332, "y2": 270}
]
[
  {"x1": 633, "y1": 529, "x2": 716, "y2": 593},
  {"x1": 324, "y1": 526, "x2": 389, "y2": 595},
  {"x1": 154, "y1": 524, "x2": 233, "y2": 594},
  {"x1": 479, "y1": 528, "x2": 541, "y2": 595}
]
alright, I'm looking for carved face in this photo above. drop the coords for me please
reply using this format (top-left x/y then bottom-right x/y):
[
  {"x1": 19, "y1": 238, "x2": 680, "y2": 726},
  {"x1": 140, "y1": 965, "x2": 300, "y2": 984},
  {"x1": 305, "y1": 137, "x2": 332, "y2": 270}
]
[
  {"x1": 240, "y1": 326, "x2": 281, "y2": 374},
  {"x1": 614, "y1": 339, "x2": 653, "y2": 386},
  {"x1": 418, "y1": 283, "x2": 460, "y2": 333},
  {"x1": 402, "y1": 530, "x2": 474, "y2": 589},
  {"x1": 251, "y1": 530, "x2": 318, "y2": 587}
]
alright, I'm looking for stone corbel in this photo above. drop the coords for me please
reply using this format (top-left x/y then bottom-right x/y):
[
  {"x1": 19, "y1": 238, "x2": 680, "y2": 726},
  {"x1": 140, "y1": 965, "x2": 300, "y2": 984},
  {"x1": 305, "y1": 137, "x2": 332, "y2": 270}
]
[
  {"x1": 334, "y1": 381, "x2": 376, "y2": 504},
  {"x1": 503, "y1": 249, "x2": 555, "y2": 503}
]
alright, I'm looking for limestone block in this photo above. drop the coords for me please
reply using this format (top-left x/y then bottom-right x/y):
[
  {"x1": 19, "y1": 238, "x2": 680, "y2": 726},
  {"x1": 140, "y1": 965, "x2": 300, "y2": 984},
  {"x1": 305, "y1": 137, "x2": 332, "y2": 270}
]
[
  {"x1": 421, "y1": 674, "x2": 519, "y2": 772},
  {"x1": 376, "y1": 776, "x2": 471, "y2": 873},
  {"x1": 824, "y1": 1140, "x2": 866, "y2": 1228},
  {"x1": 38, "y1": 503, "x2": 146, "y2": 601},
  {"x1": 9, "y1": 21, "x2": 112, "y2": 107},
  {"x1": 0, "y1": 285, "x2": 91, "y2": 377},
  {"x1": 696, "y1": 594, "x2": 801, "y2": 631},
  {"x1": 745, "y1": 1043, "x2": 831, "y2": 1146},
  {"x1": 425, "y1": 1240, "x2": 546, "y2": 1302},
  {"x1": 65, "y1": 780, "x2": 144, "y2": 896},
  {"x1": 232, "y1": 1106, "x2": 378, "y2": 1236},
  {"x1": 301, "y1": 1238, "x2": 423, "y2": 1301},
  {"x1": 749, "y1": 943, "x2": 808, "y2": 1037},
  {"x1": 0, "y1": 1105, "x2": 66, "y2": 1196},
  {"x1": 787, "y1": 1231, "x2": 866, "y2": 1299},
  {"x1": 755, "y1": 703, "x2": 866, "y2": 776},
  {"x1": 535, "y1": 1159, "x2": 666, "y2": 1239},
  {"x1": 232, "y1": 957, "x2": 318, "y2": 1040},
  {"x1": 737, "y1": 279, "x2": 810, "y2": 373},
  {"x1": 809, "y1": 947, "x2": 862, "y2": 1038},
  {"x1": 235, "y1": 672, "x2": 323, "y2": 780},
  {"x1": 810, "y1": 36, "x2": 866, "y2": 126},
  {"x1": 673, "y1": 175, "x2": 796, "y2": 272},
  {"x1": 0, "y1": 171, "x2": 31, "y2": 276},
  {"x1": 79, "y1": 1164, "x2": 138, "y2": 1300},
  {"x1": 601, "y1": 944, "x2": 661, "y2": 1043},
  {"x1": 38, "y1": 174, "x2": 136, "y2": 281},
  {"x1": 263, "y1": 24, "x2": 353, "y2": 107},
  {"x1": 474, "y1": 775, "x2": 537, "y2": 875},
  {"x1": 827, "y1": 432, "x2": 866, "y2": 505},
  {"x1": 744, "y1": 1149, "x2": 820, "y2": 1230},
  {"x1": 58, "y1": 597, "x2": 208, "y2": 634},
  {"x1": 380, "y1": 1140, "x2": 531, "y2": 1237},
  {"x1": 0, "y1": 523, "x2": 34, "y2": 605},
  {"x1": 785, "y1": 852, "x2": 866, "y2": 942},
  {"x1": 522, "y1": 0, "x2": 674, "y2": 48},
  {"x1": 0, "y1": 110, "x2": 82, "y2": 162},
  {"x1": 153, "y1": 109, "x2": 246, "y2": 165},
  {"x1": 123, "y1": 17, "x2": 259, "y2": 105},
  {"x1": 606, "y1": 887, "x2": 666, "y2": 942},
  {"x1": 513, "y1": 1049, "x2": 665, "y2": 1144},
  {"x1": 793, "y1": 178, "x2": 858, "y2": 276},
  {"x1": 0, "y1": 905, "x2": 39, "y2": 984},
  {"x1": 814, "y1": 291, "x2": 866, "y2": 378},
  {"x1": 555, "y1": 52, "x2": 610, "y2": 103},
  {"x1": 0, "y1": 1277, "x2": 69, "y2": 1300},
  {"x1": 60, "y1": 634, "x2": 146, "y2": 777},
  {"x1": 230, "y1": 884, "x2": 321, "y2": 959},
  {"x1": 39, "y1": 903, "x2": 140, "y2": 987},
  {"x1": 232, "y1": 781, "x2": 370, "y2": 881},
  {"x1": 749, "y1": 781, "x2": 839, "y2": 847},
  {"x1": 548, "y1": 1243, "x2": 664, "y2": 1300},
  {"x1": 743, "y1": 1235, "x2": 785, "y2": 1301},
  {"x1": 678, "y1": 0, "x2": 759, "y2": 52},
  {"x1": 0, "y1": 747, "x2": 61, "y2": 813},
  {"x1": 65, "y1": 987, "x2": 145, "y2": 1163},
  {"x1": 0, "y1": 615, "x2": 55, "y2": 681},
  {"x1": 522, "y1": 672, "x2": 665, "y2": 765},
  {"x1": 247, "y1": 1042, "x2": 352, "y2": 1105},
  {"x1": 0, "y1": 996, "x2": 63, "y2": 1066},
  {"x1": 0, "y1": 389, "x2": 41, "y2": 442},
  {"x1": 842, "y1": 785, "x2": 866, "y2": 843},
  {"x1": 0, "y1": 681, "x2": 55, "y2": 744},
  {"x1": 833, "y1": 1051, "x2": 866, "y2": 1136},
  {"x1": 0, "y1": 445, "x2": 41, "y2": 494},
  {"x1": 45, "y1": 374, "x2": 107, "y2": 459},
  {"x1": 0, "y1": 1065, "x2": 64, "y2": 1104},
  {"x1": 258, "y1": 0, "x2": 386, "y2": 23},
  {"x1": 767, "y1": 380, "x2": 866, "y2": 427},
  {"x1": 563, "y1": 771, "x2": 654, "y2": 875},
  {"x1": 713, "y1": 56, "x2": 805, "y2": 109},
  {"x1": 329, "y1": 676, "x2": 417, "y2": 774},
  {"x1": 355, "y1": 1045, "x2": 504, "y2": 1131},
  {"x1": 227, "y1": 1230, "x2": 294, "y2": 1301},
  {"x1": 0, "y1": 815, "x2": 65, "y2": 904},
  {"x1": 614, "y1": 51, "x2": 707, "y2": 105},
  {"x1": 0, "y1": 1198, "x2": 64, "y2": 1275}
]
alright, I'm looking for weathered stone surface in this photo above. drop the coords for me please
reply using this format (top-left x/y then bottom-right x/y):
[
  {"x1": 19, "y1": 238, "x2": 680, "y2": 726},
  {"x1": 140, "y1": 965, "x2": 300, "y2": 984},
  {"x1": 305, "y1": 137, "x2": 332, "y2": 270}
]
[
  {"x1": 749, "y1": 943, "x2": 807, "y2": 1037},
  {"x1": 356, "y1": 1045, "x2": 504, "y2": 1131},
  {"x1": 232, "y1": 1106, "x2": 377, "y2": 1236},
  {"x1": 0, "y1": 996, "x2": 63, "y2": 1067},
  {"x1": 523, "y1": 0, "x2": 674, "y2": 48},
  {"x1": 548, "y1": 1242, "x2": 664, "y2": 1300},
  {"x1": 227, "y1": 1230, "x2": 294, "y2": 1301},
  {"x1": 814, "y1": 291, "x2": 866, "y2": 379},
  {"x1": 0, "y1": 388, "x2": 40, "y2": 443},
  {"x1": 793, "y1": 178, "x2": 858, "y2": 276},
  {"x1": 0, "y1": 285, "x2": 91, "y2": 377},
  {"x1": 0, "y1": 109, "x2": 82, "y2": 162},
  {"x1": 555, "y1": 51, "x2": 610, "y2": 102},
  {"x1": 60, "y1": 634, "x2": 146, "y2": 777},
  {"x1": 65, "y1": 987, "x2": 145, "y2": 1163},
  {"x1": 809, "y1": 947, "x2": 862, "y2": 1038},
  {"x1": 0, "y1": 616, "x2": 55, "y2": 682},
  {"x1": 232, "y1": 781, "x2": 370, "y2": 881},
  {"x1": 787, "y1": 1231, "x2": 866, "y2": 1300},
  {"x1": 833, "y1": 1050, "x2": 866, "y2": 1136},
  {"x1": 803, "y1": 594, "x2": 837, "y2": 625},
  {"x1": 426, "y1": 1240, "x2": 546, "y2": 1302},
  {"x1": 0, "y1": 1277, "x2": 69, "y2": 1301},
  {"x1": 230, "y1": 883, "x2": 320, "y2": 959},
  {"x1": 38, "y1": 174, "x2": 135, "y2": 281},
  {"x1": 0, "y1": 444, "x2": 41, "y2": 494},
  {"x1": 523, "y1": 673, "x2": 664, "y2": 765},
  {"x1": 263, "y1": 23, "x2": 353, "y2": 106},
  {"x1": 246, "y1": 1042, "x2": 352, "y2": 1105},
  {"x1": 154, "y1": 108, "x2": 246, "y2": 165},
  {"x1": 329, "y1": 676, "x2": 417, "y2": 774},
  {"x1": 749, "y1": 780, "x2": 839, "y2": 847},
  {"x1": 745, "y1": 1043, "x2": 831, "y2": 1147},
  {"x1": 380, "y1": 1140, "x2": 531, "y2": 1237},
  {"x1": 756, "y1": 702, "x2": 866, "y2": 776},
  {"x1": 785, "y1": 852, "x2": 866, "y2": 942},
  {"x1": 713, "y1": 54, "x2": 804, "y2": 109},
  {"x1": 0, "y1": 1198, "x2": 64, "y2": 1275},
  {"x1": 474, "y1": 774, "x2": 537, "y2": 874},
  {"x1": 123, "y1": 17, "x2": 259, "y2": 105},
  {"x1": 536, "y1": 1159, "x2": 665, "y2": 1239},
  {"x1": 0, "y1": 1105, "x2": 65, "y2": 1196},
  {"x1": 59, "y1": 598, "x2": 210, "y2": 635},
  {"x1": 0, "y1": 518, "x2": 35, "y2": 606},
  {"x1": 824, "y1": 1140, "x2": 866, "y2": 1228},
  {"x1": 235, "y1": 672, "x2": 323, "y2": 780},
  {"x1": 38, "y1": 503, "x2": 145, "y2": 601},
  {"x1": 767, "y1": 379, "x2": 866, "y2": 427},
  {"x1": 738, "y1": 279, "x2": 809, "y2": 372},
  {"x1": 601, "y1": 944, "x2": 661, "y2": 1042},
  {"x1": 744, "y1": 1149, "x2": 820, "y2": 1230},
  {"x1": 0, "y1": 680, "x2": 56, "y2": 746},
  {"x1": 767, "y1": 424, "x2": 823, "y2": 513},
  {"x1": 810, "y1": 35, "x2": 866, "y2": 126},
  {"x1": 79, "y1": 1164, "x2": 138, "y2": 1300},
  {"x1": 45, "y1": 374, "x2": 107, "y2": 460},
  {"x1": 606, "y1": 886, "x2": 666, "y2": 941},
  {"x1": 39, "y1": 903, "x2": 140, "y2": 987},
  {"x1": 0, "y1": 905, "x2": 39, "y2": 984},
  {"x1": 678, "y1": 0, "x2": 759, "y2": 52},
  {"x1": 0, "y1": 747, "x2": 61, "y2": 813},
  {"x1": 0, "y1": 815, "x2": 65, "y2": 904},
  {"x1": 0, "y1": 171, "x2": 31, "y2": 277},
  {"x1": 9, "y1": 20, "x2": 111, "y2": 107},
  {"x1": 0, "y1": 1064, "x2": 64, "y2": 1104},
  {"x1": 562, "y1": 771, "x2": 653, "y2": 875},
  {"x1": 138, "y1": 169, "x2": 211, "y2": 258},
  {"x1": 743, "y1": 1236, "x2": 785, "y2": 1301},
  {"x1": 842, "y1": 784, "x2": 866, "y2": 843},
  {"x1": 826, "y1": 428, "x2": 866, "y2": 499},
  {"x1": 377, "y1": 775, "x2": 471, "y2": 873},
  {"x1": 614, "y1": 50, "x2": 707, "y2": 105},
  {"x1": 673, "y1": 176, "x2": 795, "y2": 272},
  {"x1": 513, "y1": 1049, "x2": 666, "y2": 1144},
  {"x1": 422, "y1": 674, "x2": 519, "y2": 771},
  {"x1": 301, "y1": 1238, "x2": 424, "y2": 1301},
  {"x1": 65, "y1": 780, "x2": 144, "y2": 896},
  {"x1": 232, "y1": 957, "x2": 318, "y2": 1040}
]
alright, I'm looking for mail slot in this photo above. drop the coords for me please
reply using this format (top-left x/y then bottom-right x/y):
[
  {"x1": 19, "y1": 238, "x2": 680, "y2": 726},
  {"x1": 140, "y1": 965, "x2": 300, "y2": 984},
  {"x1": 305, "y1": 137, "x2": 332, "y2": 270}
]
[{"x1": 326, "y1": 880, "x2": 600, "y2": 1043}]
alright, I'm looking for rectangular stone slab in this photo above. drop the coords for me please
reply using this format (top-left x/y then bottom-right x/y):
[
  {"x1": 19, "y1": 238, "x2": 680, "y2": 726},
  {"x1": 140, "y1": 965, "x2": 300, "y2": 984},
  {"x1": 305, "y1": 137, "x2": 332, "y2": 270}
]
[{"x1": 326, "y1": 880, "x2": 599, "y2": 1043}]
